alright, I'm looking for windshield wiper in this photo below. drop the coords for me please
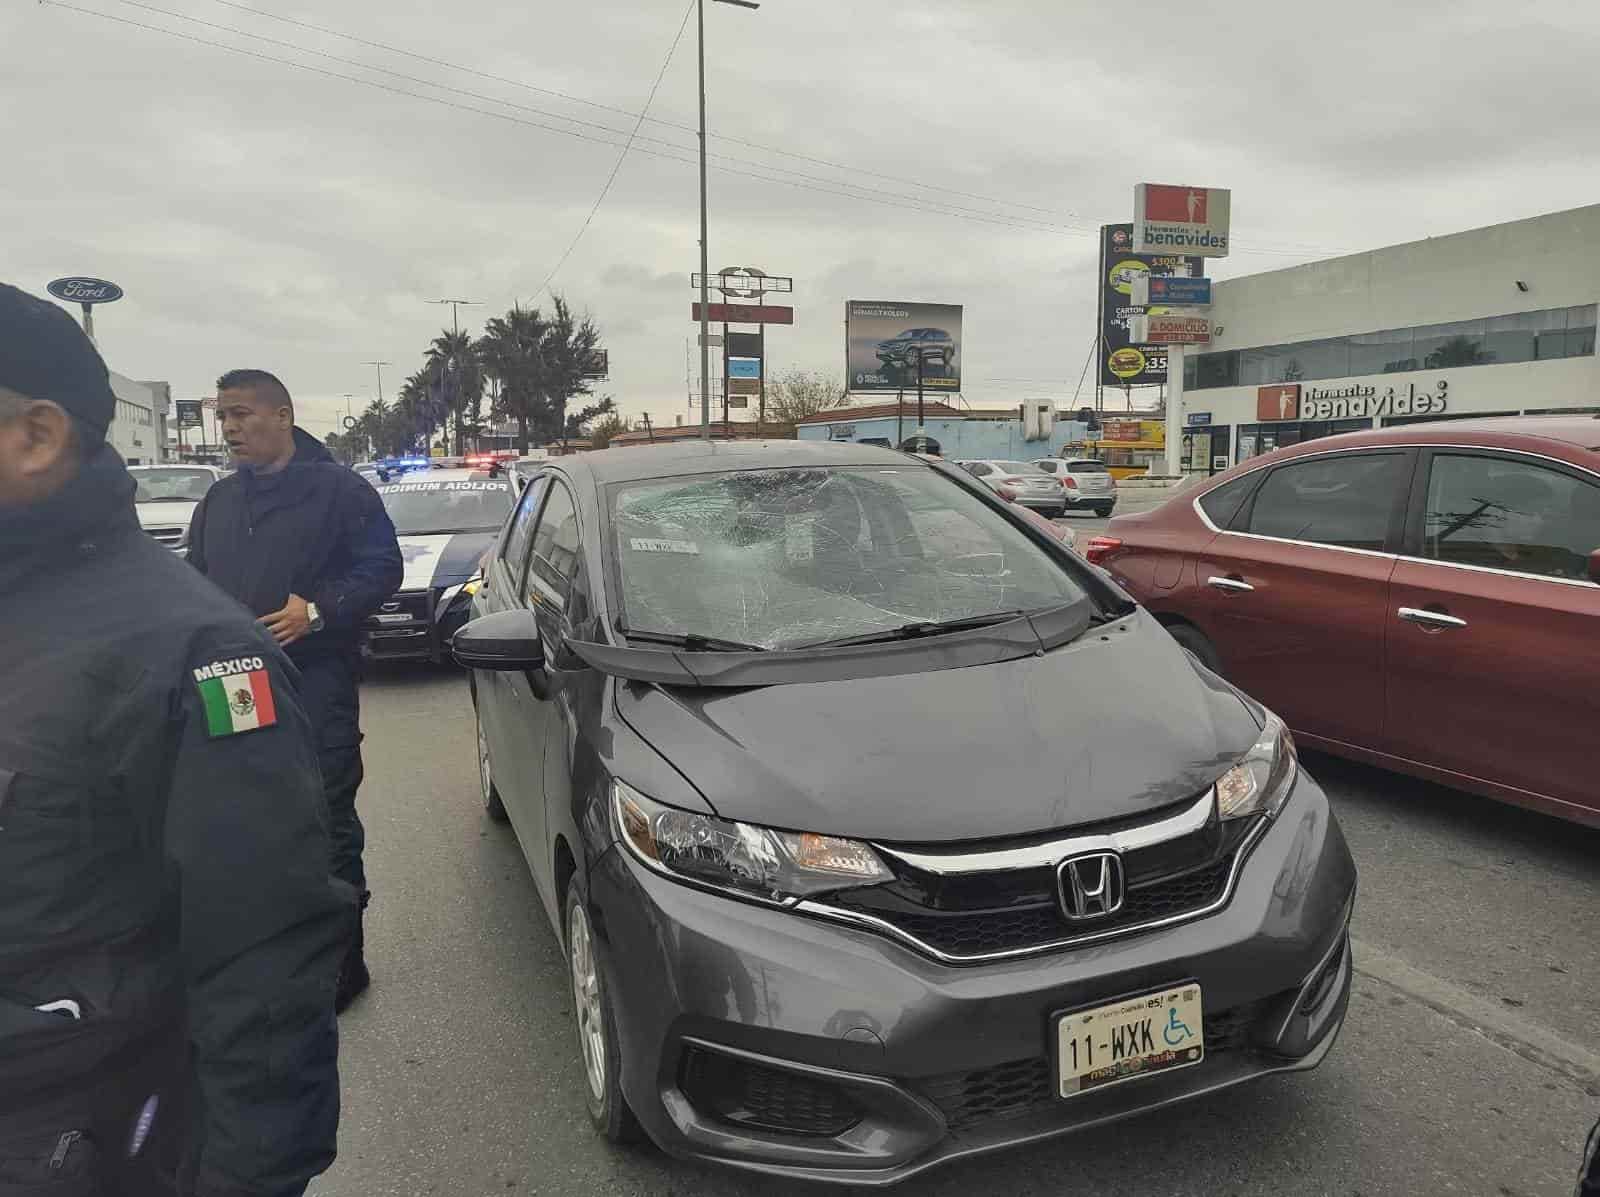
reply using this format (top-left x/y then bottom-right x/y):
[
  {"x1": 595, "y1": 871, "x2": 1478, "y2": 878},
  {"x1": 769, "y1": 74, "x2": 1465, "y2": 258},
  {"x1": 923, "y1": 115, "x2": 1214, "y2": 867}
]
[
  {"x1": 796, "y1": 610, "x2": 1028, "y2": 650},
  {"x1": 619, "y1": 628, "x2": 769, "y2": 653}
]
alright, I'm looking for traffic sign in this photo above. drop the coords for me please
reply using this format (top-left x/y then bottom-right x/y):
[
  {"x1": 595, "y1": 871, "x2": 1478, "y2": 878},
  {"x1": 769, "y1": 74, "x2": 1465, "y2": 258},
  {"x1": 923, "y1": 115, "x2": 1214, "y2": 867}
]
[
  {"x1": 1130, "y1": 275, "x2": 1212, "y2": 306},
  {"x1": 693, "y1": 302, "x2": 794, "y2": 325}
]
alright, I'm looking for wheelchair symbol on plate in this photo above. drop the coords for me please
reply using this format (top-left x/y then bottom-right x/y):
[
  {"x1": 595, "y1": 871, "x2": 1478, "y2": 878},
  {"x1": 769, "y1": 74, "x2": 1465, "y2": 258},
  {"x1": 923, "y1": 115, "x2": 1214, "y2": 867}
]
[{"x1": 1163, "y1": 1006, "x2": 1195, "y2": 1047}]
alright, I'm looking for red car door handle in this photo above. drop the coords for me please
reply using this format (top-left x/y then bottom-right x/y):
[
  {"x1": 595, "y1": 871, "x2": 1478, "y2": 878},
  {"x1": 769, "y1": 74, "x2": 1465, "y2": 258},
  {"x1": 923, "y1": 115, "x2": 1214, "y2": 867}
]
[
  {"x1": 1398, "y1": 606, "x2": 1468, "y2": 630},
  {"x1": 1206, "y1": 575, "x2": 1254, "y2": 593}
]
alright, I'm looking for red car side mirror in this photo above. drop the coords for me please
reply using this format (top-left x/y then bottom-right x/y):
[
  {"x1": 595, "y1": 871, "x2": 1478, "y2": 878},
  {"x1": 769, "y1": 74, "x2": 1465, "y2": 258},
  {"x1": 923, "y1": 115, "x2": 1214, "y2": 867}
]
[{"x1": 1588, "y1": 549, "x2": 1600, "y2": 585}]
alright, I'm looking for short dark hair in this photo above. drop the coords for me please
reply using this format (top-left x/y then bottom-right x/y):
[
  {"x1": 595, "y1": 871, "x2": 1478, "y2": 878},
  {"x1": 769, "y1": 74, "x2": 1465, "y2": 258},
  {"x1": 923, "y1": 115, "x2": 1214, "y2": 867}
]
[{"x1": 216, "y1": 368, "x2": 293, "y2": 414}]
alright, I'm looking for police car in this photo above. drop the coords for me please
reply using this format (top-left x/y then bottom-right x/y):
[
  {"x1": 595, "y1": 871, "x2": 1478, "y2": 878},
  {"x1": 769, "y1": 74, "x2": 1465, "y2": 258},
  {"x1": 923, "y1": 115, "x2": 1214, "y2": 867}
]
[{"x1": 363, "y1": 469, "x2": 517, "y2": 663}]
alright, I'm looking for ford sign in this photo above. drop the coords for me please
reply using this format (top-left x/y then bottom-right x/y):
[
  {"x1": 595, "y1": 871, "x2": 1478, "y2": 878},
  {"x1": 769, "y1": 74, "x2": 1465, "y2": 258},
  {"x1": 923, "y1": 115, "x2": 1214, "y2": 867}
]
[{"x1": 46, "y1": 277, "x2": 124, "y2": 305}]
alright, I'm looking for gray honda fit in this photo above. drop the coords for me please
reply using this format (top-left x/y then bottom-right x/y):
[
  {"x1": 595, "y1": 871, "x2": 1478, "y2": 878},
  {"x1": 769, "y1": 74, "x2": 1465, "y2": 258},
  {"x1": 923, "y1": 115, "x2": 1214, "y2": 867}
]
[{"x1": 456, "y1": 439, "x2": 1356, "y2": 1186}]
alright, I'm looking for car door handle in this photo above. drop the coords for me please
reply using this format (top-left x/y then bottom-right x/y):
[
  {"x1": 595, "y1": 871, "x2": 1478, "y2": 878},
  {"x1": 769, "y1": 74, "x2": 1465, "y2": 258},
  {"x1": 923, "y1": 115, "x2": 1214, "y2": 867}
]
[
  {"x1": 1206, "y1": 575, "x2": 1254, "y2": 593},
  {"x1": 1398, "y1": 606, "x2": 1468, "y2": 629}
]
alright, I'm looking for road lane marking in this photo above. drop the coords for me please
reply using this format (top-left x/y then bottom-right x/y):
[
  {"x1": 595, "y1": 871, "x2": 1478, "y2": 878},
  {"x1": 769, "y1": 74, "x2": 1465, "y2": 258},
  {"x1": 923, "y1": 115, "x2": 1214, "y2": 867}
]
[{"x1": 1353, "y1": 937, "x2": 1600, "y2": 1091}]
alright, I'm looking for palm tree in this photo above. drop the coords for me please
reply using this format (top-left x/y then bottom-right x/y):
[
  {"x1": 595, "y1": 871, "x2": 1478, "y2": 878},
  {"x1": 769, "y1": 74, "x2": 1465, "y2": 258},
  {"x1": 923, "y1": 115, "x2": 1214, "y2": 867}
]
[
  {"x1": 478, "y1": 305, "x2": 552, "y2": 454},
  {"x1": 425, "y1": 328, "x2": 484, "y2": 453}
]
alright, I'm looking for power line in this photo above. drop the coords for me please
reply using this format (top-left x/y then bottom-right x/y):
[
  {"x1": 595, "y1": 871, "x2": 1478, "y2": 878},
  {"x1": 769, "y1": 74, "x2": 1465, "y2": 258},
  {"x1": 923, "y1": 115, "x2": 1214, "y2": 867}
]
[
  {"x1": 71, "y1": 0, "x2": 1094, "y2": 237},
  {"x1": 192, "y1": 0, "x2": 1084, "y2": 222},
  {"x1": 530, "y1": 0, "x2": 695, "y2": 301},
  {"x1": 44, "y1": 0, "x2": 1349, "y2": 257},
  {"x1": 41, "y1": 1, "x2": 1094, "y2": 237}
]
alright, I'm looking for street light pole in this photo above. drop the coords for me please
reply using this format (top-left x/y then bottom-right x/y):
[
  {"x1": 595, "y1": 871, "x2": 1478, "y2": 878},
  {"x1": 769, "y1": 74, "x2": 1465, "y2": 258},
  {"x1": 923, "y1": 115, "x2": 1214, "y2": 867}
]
[
  {"x1": 428, "y1": 299, "x2": 481, "y2": 453},
  {"x1": 697, "y1": 0, "x2": 760, "y2": 441},
  {"x1": 363, "y1": 361, "x2": 390, "y2": 405}
]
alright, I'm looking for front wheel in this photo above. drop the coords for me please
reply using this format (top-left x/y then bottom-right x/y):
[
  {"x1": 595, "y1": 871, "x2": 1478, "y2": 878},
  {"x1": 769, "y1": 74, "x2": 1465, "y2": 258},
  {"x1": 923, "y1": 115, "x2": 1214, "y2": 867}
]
[
  {"x1": 566, "y1": 888, "x2": 642, "y2": 1143},
  {"x1": 477, "y1": 708, "x2": 508, "y2": 823}
]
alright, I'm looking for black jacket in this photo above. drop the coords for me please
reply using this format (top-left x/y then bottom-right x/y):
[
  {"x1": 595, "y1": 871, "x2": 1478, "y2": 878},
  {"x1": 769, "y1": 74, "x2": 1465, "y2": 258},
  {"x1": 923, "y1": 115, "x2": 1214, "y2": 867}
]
[
  {"x1": 0, "y1": 445, "x2": 355, "y2": 1196},
  {"x1": 187, "y1": 427, "x2": 402, "y2": 664}
]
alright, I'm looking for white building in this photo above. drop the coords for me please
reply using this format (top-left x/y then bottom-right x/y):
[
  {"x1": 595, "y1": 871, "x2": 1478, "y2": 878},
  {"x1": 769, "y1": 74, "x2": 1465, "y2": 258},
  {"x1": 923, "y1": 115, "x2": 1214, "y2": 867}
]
[
  {"x1": 107, "y1": 372, "x2": 171, "y2": 464},
  {"x1": 1176, "y1": 204, "x2": 1599, "y2": 473}
]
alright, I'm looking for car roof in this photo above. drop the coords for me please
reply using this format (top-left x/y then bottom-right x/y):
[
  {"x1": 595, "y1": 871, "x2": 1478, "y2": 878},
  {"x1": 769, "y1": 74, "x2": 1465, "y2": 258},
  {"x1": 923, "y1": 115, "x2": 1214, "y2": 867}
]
[
  {"x1": 381, "y1": 467, "x2": 507, "y2": 484},
  {"x1": 1254, "y1": 415, "x2": 1600, "y2": 463},
  {"x1": 556, "y1": 438, "x2": 912, "y2": 486}
]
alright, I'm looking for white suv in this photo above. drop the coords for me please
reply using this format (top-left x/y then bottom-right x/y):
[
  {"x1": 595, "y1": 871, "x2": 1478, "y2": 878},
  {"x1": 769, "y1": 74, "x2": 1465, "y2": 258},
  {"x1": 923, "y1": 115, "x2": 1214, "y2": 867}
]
[{"x1": 1031, "y1": 457, "x2": 1117, "y2": 517}]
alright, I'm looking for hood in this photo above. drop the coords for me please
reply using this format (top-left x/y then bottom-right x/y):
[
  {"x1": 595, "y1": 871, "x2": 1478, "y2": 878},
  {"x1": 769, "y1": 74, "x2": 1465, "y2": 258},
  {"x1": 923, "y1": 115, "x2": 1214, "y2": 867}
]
[
  {"x1": 290, "y1": 425, "x2": 334, "y2": 464},
  {"x1": 614, "y1": 609, "x2": 1260, "y2": 843},
  {"x1": 133, "y1": 498, "x2": 199, "y2": 530},
  {"x1": 397, "y1": 531, "x2": 493, "y2": 590}
]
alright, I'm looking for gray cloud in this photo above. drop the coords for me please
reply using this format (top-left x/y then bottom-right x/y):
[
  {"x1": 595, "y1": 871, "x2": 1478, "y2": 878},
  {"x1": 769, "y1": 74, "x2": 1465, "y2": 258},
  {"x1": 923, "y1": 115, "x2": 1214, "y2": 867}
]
[{"x1": 5, "y1": 0, "x2": 1599, "y2": 438}]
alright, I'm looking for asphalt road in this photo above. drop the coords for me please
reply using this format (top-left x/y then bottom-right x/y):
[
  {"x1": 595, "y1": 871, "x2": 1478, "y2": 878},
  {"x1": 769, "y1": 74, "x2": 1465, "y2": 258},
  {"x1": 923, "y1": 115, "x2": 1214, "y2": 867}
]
[{"x1": 311, "y1": 656, "x2": 1600, "y2": 1197}]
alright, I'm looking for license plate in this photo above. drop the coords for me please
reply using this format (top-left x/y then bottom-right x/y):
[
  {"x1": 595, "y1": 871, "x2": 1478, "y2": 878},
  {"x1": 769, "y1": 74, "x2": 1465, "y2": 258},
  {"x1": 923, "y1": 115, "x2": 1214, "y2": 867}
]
[
  {"x1": 372, "y1": 613, "x2": 414, "y2": 624},
  {"x1": 1054, "y1": 984, "x2": 1204, "y2": 1098}
]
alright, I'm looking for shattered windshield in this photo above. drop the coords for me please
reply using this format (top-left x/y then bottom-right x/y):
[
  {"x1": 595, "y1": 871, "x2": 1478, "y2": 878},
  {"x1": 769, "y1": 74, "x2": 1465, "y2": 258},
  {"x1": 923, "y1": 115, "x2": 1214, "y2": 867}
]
[{"x1": 607, "y1": 466, "x2": 1084, "y2": 651}]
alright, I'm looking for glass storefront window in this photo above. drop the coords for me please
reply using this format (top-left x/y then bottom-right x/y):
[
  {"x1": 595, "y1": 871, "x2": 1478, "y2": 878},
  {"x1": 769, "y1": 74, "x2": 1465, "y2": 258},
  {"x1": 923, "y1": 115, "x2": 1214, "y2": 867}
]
[
  {"x1": 1279, "y1": 338, "x2": 1349, "y2": 382},
  {"x1": 1413, "y1": 319, "x2": 1490, "y2": 369},
  {"x1": 1483, "y1": 310, "x2": 1559, "y2": 365},
  {"x1": 1194, "y1": 350, "x2": 1238, "y2": 388},
  {"x1": 1567, "y1": 304, "x2": 1597, "y2": 357},
  {"x1": 1347, "y1": 327, "x2": 1415, "y2": 375}
]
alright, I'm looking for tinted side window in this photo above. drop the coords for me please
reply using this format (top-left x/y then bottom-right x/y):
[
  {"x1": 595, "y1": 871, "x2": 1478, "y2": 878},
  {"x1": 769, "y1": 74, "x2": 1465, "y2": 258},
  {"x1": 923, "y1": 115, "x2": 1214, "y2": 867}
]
[
  {"x1": 500, "y1": 474, "x2": 547, "y2": 576},
  {"x1": 526, "y1": 482, "x2": 581, "y2": 611},
  {"x1": 1198, "y1": 474, "x2": 1258, "y2": 530},
  {"x1": 1421, "y1": 454, "x2": 1600, "y2": 580},
  {"x1": 1246, "y1": 454, "x2": 1407, "y2": 550}
]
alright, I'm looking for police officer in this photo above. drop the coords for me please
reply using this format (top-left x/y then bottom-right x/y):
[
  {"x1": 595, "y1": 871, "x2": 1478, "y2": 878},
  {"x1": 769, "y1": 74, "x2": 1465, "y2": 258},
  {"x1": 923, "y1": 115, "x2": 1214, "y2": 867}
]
[
  {"x1": 187, "y1": 370, "x2": 401, "y2": 1012},
  {"x1": 0, "y1": 283, "x2": 353, "y2": 1193}
]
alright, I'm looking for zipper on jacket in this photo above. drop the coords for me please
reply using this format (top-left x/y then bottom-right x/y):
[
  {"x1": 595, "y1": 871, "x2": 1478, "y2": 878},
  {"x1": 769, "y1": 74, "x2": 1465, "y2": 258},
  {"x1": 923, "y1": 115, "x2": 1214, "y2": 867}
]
[{"x1": 49, "y1": 1131, "x2": 81, "y2": 1170}]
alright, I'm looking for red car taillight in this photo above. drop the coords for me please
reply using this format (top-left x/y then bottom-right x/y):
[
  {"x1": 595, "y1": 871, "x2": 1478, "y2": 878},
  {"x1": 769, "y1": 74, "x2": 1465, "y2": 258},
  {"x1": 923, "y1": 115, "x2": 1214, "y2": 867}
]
[
  {"x1": 1062, "y1": 476, "x2": 1079, "y2": 489},
  {"x1": 997, "y1": 484, "x2": 1019, "y2": 501},
  {"x1": 1084, "y1": 535, "x2": 1123, "y2": 565}
]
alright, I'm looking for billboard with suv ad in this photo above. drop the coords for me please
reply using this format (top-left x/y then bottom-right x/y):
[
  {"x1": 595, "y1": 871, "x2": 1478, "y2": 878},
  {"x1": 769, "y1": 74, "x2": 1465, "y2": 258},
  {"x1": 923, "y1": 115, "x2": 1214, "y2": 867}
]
[{"x1": 846, "y1": 301, "x2": 962, "y2": 392}]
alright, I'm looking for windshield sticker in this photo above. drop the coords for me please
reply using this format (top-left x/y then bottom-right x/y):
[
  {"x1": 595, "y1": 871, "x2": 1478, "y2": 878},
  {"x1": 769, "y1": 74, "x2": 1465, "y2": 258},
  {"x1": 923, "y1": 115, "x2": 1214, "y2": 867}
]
[
  {"x1": 378, "y1": 480, "x2": 509, "y2": 494},
  {"x1": 629, "y1": 538, "x2": 700, "y2": 555}
]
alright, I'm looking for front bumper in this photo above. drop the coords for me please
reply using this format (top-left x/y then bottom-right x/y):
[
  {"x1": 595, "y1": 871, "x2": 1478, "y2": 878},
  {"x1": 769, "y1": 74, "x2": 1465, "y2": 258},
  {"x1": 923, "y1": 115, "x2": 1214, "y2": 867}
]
[
  {"x1": 360, "y1": 588, "x2": 473, "y2": 663},
  {"x1": 589, "y1": 770, "x2": 1355, "y2": 1185}
]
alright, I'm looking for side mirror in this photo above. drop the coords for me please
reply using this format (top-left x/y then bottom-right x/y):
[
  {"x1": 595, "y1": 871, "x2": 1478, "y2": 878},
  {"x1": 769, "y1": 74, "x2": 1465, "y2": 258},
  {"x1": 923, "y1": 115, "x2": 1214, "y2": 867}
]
[
  {"x1": 1589, "y1": 549, "x2": 1600, "y2": 585},
  {"x1": 452, "y1": 608, "x2": 545, "y2": 671}
]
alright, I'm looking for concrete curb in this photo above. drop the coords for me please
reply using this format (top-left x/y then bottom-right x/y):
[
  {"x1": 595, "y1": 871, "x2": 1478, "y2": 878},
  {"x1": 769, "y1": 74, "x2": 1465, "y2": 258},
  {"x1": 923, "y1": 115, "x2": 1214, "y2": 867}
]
[{"x1": 1353, "y1": 936, "x2": 1600, "y2": 1093}]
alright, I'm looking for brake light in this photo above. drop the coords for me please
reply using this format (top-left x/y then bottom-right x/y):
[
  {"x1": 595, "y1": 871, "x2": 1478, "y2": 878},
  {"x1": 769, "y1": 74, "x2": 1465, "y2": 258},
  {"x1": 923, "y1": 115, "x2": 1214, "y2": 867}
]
[
  {"x1": 1062, "y1": 476, "x2": 1078, "y2": 489},
  {"x1": 1084, "y1": 535, "x2": 1123, "y2": 565},
  {"x1": 997, "y1": 484, "x2": 1019, "y2": 502}
]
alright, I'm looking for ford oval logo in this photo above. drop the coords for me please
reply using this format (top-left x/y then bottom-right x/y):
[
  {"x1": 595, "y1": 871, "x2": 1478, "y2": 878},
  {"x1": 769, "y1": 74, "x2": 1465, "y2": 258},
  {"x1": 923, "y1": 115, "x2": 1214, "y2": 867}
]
[{"x1": 46, "y1": 277, "x2": 124, "y2": 305}]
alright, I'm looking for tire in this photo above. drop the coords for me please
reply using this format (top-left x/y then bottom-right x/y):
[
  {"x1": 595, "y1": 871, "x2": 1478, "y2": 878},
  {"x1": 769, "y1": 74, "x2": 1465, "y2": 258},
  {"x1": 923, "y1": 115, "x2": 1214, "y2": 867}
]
[
  {"x1": 565, "y1": 886, "x2": 643, "y2": 1144},
  {"x1": 1094, "y1": 504, "x2": 1114, "y2": 518},
  {"x1": 476, "y1": 707, "x2": 508, "y2": 823},
  {"x1": 1166, "y1": 622, "x2": 1223, "y2": 674}
]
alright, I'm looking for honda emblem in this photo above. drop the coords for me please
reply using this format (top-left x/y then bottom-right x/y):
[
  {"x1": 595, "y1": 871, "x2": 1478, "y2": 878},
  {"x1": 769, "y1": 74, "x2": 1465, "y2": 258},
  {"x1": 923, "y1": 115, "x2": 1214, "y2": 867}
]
[{"x1": 1057, "y1": 852, "x2": 1126, "y2": 921}]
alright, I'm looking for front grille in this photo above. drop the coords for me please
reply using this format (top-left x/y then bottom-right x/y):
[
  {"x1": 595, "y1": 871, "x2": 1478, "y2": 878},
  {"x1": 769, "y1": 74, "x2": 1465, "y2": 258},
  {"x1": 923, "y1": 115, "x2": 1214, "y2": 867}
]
[
  {"x1": 679, "y1": 1047, "x2": 863, "y2": 1138},
  {"x1": 824, "y1": 807, "x2": 1255, "y2": 961},
  {"x1": 146, "y1": 526, "x2": 185, "y2": 548},
  {"x1": 374, "y1": 590, "x2": 431, "y2": 622},
  {"x1": 916, "y1": 998, "x2": 1272, "y2": 1131}
]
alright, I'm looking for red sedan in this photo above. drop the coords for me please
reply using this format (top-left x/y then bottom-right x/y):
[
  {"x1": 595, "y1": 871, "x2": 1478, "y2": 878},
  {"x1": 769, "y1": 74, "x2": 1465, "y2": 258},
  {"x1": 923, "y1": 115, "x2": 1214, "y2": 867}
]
[{"x1": 1086, "y1": 416, "x2": 1600, "y2": 827}]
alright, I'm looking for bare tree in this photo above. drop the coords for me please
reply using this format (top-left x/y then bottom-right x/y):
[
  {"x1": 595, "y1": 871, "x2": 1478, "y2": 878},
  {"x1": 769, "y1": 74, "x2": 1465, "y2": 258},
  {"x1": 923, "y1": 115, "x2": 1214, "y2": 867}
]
[{"x1": 764, "y1": 369, "x2": 848, "y2": 431}]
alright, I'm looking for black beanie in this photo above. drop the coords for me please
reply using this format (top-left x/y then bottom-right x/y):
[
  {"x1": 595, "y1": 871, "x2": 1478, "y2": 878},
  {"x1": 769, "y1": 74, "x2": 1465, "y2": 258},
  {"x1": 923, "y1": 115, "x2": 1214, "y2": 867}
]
[{"x1": 0, "y1": 283, "x2": 117, "y2": 439}]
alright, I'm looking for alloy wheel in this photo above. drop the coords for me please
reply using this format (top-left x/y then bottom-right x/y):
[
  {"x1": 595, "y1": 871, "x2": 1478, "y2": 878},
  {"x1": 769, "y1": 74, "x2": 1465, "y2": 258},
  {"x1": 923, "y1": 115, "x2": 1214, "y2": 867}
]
[{"x1": 569, "y1": 903, "x2": 607, "y2": 1102}]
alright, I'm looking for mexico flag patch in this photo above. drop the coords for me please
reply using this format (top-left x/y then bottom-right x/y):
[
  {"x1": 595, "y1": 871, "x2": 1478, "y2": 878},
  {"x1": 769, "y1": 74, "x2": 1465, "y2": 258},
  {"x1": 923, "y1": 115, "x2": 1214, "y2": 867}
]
[{"x1": 193, "y1": 656, "x2": 278, "y2": 737}]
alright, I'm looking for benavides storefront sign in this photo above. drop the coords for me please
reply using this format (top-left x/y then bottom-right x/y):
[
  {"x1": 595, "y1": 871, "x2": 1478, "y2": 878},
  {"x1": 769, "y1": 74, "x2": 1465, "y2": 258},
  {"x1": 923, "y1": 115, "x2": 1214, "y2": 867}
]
[{"x1": 1256, "y1": 380, "x2": 1450, "y2": 421}]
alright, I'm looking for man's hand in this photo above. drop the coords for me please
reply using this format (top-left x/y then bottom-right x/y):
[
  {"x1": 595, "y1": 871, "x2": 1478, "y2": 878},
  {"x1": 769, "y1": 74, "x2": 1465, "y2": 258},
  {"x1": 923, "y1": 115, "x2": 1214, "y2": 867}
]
[{"x1": 260, "y1": 593, "x2": 313, "y2": 646}]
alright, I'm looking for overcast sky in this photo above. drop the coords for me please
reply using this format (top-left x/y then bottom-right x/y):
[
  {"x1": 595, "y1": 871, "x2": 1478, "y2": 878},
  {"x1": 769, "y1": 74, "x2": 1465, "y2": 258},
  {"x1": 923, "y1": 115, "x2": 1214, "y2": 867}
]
[{"x1": 6, "y1": 0, "x2": 1600, "y2": 439}]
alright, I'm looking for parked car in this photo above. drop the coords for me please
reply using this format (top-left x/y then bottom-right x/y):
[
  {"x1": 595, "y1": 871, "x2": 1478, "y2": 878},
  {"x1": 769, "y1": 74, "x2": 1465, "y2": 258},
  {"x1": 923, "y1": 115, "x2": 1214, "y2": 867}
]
[
  {"x1": 455, "y1": 439, "x2": 1356, "y2": 1184},
  {"x1": 957, "y1": 460, "x2": 1067, "y2": 516},
  {"x1": 875, "y1": 327, "x2": 956, "y2": 371},
  {"x1": 1089, "y1": 416, "x2": 1600, "y2": 828},
  {"x1": 1032, "y1": 457, "x2": 1118, "y2": 517},
  {"x1": 128, "y1": 464, "x2": 223, "y2": 551},
  {"x1": 363, "y1": 468, "x2": 517, "y2": 663}
]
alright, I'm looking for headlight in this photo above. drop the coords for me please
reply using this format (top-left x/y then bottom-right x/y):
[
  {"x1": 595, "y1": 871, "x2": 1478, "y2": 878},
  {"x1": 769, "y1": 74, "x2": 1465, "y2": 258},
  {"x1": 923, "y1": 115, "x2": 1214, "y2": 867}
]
[
  {"x1": 461, "y1": 571, "x2": 484, "y2": 598},
  {"x1": 613, "y1": 781, "x2": 893, "y2": 905},
  {"x1": 1215, "y1": 710, "x2": 1298, "y2": 821}
]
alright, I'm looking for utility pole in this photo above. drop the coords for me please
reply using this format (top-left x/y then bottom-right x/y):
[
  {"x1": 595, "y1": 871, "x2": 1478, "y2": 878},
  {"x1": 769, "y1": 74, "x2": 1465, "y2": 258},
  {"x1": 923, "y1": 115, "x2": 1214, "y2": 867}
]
[
  {"x1": 363, "y1": 361, "x2": 390, "y2": 405},
  {"x1": 696, "y1": 0, "x2": 760, "y2": 440},
  {"x1": 429, "y1": 299, "x2": 480, "y2": 453},
  {"x1": 915, "y1": 348, "x2": 925, "y2": 430}
]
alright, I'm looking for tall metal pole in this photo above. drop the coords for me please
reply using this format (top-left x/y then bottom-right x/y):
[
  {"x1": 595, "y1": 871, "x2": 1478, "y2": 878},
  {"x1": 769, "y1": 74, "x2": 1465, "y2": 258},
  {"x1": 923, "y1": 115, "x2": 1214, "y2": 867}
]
[
  {"x1": 915, "y1": 349, "x2": 925, "y2": 430},
  {"x1": 697, "y1": 0, "x2": 712, "y2": 440}
]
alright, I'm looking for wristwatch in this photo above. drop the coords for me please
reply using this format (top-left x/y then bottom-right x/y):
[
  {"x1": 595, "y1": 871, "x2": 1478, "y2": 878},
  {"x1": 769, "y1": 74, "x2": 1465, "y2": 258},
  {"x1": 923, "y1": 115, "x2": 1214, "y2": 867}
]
[{"x1": 306, "y1": 601, "x2": 325, "y2": 633}]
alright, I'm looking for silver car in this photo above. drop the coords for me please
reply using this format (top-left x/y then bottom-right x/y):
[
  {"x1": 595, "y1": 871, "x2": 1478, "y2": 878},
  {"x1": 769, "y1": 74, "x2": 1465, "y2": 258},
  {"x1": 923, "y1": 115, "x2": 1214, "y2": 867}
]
[
  {"x1": 957, "y1": 460, "x2": 1066, "y2": 517},
  {"x1": 128, "y1": 464, "x2": 223, "y2": 551},
  {"x1": 1032, "y1": 457, "x2": 1118, "y2": 517}
]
